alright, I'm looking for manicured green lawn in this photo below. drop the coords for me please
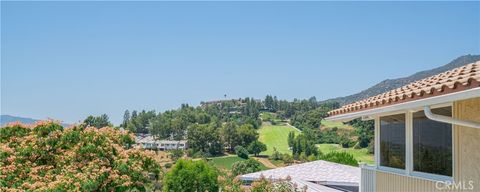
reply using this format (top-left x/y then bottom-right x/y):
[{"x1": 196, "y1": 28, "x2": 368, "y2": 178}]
[
  {"x1": 317, "y1": 143, "x2": 374, "y2": 165},
  {"x1": 258, "y1": 125, "x2": 301, "y2": 155},
  {"x1": 321, "y1": 119, "x2": 353, "y2": 129},
  {"x1": 210, "y1": 156, "x2": 268, "y2": 170}
]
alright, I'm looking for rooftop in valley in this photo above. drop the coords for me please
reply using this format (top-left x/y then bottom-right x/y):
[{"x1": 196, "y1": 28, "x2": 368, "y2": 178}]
[{"x1": 240, "y1": 160, "x2": 360, "y2": 188}]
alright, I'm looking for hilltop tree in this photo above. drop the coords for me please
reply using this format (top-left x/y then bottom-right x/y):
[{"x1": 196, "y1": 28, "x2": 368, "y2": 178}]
[
  {"x1": 149, "y1": 112, "x2": 171, "y2": 139},
  {"x1": 243, "y1": 97, "x2": 261, "y2": 121},
  {"x1": 127, "y1": 110, "x2": 138, "y2": 132},
  {"x1": 83, "y1": 114, "x2": 112, "y2": 128},
  {"x1": 264, "y1": 95, "x2": 274, "y2": 112},
  {"x1": 171, "y1": 117, "x2": 188, "y2": 140},
  {"x1": 126, "y1": 110, "x2": 156, "y2": 134},
  {"x1": 131, "y1": 110, "x2": 138, "y2": 119},
  {"x1": 122, "y1": 110, "x2": 130, "y2": 128},
  {"x1": 291, "y1": 107, "x2": 329, "y2": 130}
]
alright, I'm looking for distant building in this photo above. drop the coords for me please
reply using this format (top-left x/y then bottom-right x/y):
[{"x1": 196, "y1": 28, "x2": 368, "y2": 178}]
[
  {"x1": 135, "y1": 134, "x2": 187, "y2": 150},
  {"x1": 157, "y1": 140, "x2": 187, "y2": 150},
  {"x1": 200, "y1": 98, "x2": 246, "y2": 108}
]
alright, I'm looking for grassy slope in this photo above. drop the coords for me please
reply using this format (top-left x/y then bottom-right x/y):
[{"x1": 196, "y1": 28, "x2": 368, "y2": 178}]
[
  {"x1": 210, "y1": 156, "x2": 268, "y2": 170},
  {"x1": 258, "y1": 124, "x2": 301, "y2": 155},
  {"x1": 317, "y1": 143, "x2": 374, "y2": 165},
  {"x1": 258, "y1": 114, "x2": 371, "y2": 165},
  {"x1": 320, "y1": 119, "x2": 353, "y2": 129}
]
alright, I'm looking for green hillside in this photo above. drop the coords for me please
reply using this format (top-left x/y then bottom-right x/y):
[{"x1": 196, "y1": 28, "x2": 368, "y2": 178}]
[
  {"x1": 320, "y1": 119, "x2": 353, "y2": 129},
  {"x1": 258, "y1": 124, "x2": 301, "y2": 155}
]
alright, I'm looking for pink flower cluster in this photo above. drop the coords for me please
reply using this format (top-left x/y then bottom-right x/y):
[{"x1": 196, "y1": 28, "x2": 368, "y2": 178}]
[{"x1": 0, "y1": 121, "x2": 161, "y2": 191}]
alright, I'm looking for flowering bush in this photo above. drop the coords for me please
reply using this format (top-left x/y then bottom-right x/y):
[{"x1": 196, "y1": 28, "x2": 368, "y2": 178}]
[
  {"x1": 250, "y1": 175, "x2": 307, "y2": 192},
  {"x1": 0, "y1": 121, "x2": 161, "y2": 191}
]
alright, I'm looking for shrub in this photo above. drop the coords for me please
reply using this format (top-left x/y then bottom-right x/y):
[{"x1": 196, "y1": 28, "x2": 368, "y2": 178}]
[
  {"x1": 164, "y1": 163, "x2": 172, "y2": 168},
  {"x1": 170, "y1": 149, "x2": 184, "y2": 161},
  {"x1": 281, "y1": 153, "x2": 294, "y2": 165},
  {"x1": 307, "y1": 155, "x2": 317, "y2": 162},
  {"x1": 235, "y1": 146, "x2": 249, "y2": 159},
  {"x1": 251, "y1": 175, "x2": 305, "y2": 192},
  {"x1": 0, "y1": 122, "x2": 161, "y2": 191},
  {"x1": 191, "y1": 150, "x2": 212, "y2": 159},
  {"x1": 299, "y1": 153, "x2": 308, "y2": 162},
  {"x1": 185, "y1": 149, "x2": 195, "y2": 157},
  {"x1": 318, "y1": 151, "x2": 359, "y2": 166},
  {"x1": 269, "y1": 147, "x2": 282, "y2": 161},
  {"x1": 339, "y1": 135, "x2": 353, "y2": 148},
  {"x1": 163, "y1": 159, "x2": 218, "y2": 192},
  {"x1": 231, "y1": 159, "x2": 262, "y2": 176}
]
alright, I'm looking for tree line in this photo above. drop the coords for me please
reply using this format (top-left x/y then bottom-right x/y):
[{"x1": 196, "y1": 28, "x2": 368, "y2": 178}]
[
  {"x1": 118, "y1": 98, "x2": 263, "y2": 156},
  {"x1": 82, "y1": 95, "x2": 374, "y2": 157}
]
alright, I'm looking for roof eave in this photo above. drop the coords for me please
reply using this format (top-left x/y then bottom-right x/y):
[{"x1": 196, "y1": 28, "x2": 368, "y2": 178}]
[{"x1": 325, "y1": 87, "x2": 480, "y2": 122}]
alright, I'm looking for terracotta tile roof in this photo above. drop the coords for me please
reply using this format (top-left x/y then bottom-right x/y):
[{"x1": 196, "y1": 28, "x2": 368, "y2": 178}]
[{"x1": 328, "y1": 61, "x2": 480, "y2": 116}]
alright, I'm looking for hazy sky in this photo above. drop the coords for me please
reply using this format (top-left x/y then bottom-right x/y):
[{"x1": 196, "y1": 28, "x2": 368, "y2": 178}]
[{"x1": 2, "y1": 1, "x2": 479, "y2": 124}]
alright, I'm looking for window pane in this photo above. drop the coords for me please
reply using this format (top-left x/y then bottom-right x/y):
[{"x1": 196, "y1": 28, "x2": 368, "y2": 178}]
[
  {"x1": 380, "y1": 114, "x2": 406, "y2": 169},
  {"x1": 413, "y1": 107, "x2": 452, "y2": 176}
]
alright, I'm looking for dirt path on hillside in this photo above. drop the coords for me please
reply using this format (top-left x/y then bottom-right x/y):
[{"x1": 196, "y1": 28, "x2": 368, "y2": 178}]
[{"x1": 253, "y1": 157, "x2": 277, "y2": 169}]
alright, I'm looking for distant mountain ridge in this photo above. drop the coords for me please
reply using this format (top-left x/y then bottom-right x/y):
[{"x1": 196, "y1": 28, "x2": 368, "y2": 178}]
[
  {"x1": 323, "y1": 54, "x2": 480, "y2": 106},
  {"x1": 1, "y1": 115, "x2": 71, "y2": 127}
]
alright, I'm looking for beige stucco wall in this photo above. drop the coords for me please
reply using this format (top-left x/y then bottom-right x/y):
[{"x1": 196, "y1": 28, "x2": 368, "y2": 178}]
[
  {"x1": 452, "y1": 97, "x2": 480, "y2": 191},
  {"x1": 374, "y1": 97, "x2": 480, "y2": 192}
]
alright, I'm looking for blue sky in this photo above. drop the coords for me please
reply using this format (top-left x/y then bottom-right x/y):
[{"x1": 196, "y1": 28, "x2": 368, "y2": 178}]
[{"x1": 2, "y1": 1, "x2": 479, "y2": 125}]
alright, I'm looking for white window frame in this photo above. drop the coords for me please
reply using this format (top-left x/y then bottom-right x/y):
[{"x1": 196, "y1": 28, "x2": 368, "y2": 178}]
[
  {"x1": 409, "y1": 103, "x2": 454, "y2": 182},
  {"x1": 374, "y1": 103, "x2": 454, "y2": 182},
  {"x1": 376, "y1": 112, "x2": 408, "y2": 175}
]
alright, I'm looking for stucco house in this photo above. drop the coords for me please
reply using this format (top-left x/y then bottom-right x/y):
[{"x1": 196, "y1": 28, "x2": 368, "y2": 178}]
[{"x1": 325, "y1": 62, "x2": 479, "y2": 192}]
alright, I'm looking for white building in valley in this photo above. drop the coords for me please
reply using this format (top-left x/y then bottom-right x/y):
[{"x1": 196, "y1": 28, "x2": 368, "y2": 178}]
[{"x1": 135, "y1": 134, "x2": 187, "y2": 150}]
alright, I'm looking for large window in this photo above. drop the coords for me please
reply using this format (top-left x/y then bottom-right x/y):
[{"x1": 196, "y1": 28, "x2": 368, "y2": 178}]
[
  {"x1": 380, "y1": 114, "x2": 406, "y2": 169},
  {"x1": 413, "y1": 107, "x2": 452, "y2": 176}
]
